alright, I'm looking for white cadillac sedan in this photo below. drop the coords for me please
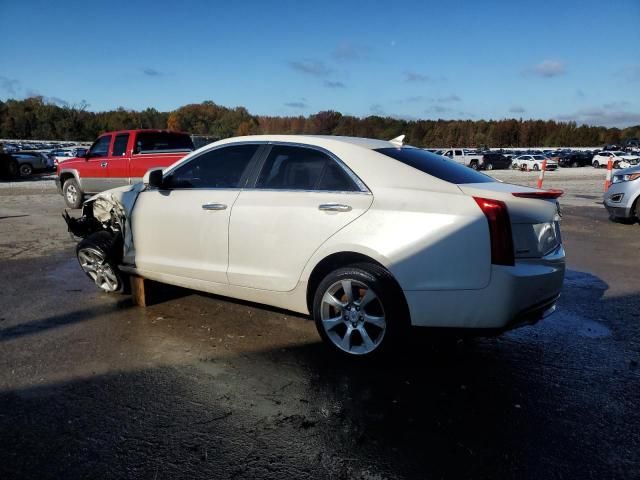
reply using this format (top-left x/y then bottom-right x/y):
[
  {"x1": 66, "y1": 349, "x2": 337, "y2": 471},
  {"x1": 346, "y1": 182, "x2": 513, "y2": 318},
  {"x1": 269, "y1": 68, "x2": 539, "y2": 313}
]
[{"x1": 65, "y1": 135, "x2": 565, "y2": 357}]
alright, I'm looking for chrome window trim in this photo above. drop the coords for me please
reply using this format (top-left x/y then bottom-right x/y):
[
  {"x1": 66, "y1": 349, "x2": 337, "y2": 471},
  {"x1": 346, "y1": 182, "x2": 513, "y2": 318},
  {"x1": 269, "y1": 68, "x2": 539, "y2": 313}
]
[{"x1": 161, "y1": 140, "x2": 371, "y2": 194}]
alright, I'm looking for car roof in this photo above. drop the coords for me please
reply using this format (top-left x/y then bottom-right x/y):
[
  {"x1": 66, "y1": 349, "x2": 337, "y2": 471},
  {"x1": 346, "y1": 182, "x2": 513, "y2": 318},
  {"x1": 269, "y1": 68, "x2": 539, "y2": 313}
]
[{"x1": 215, "y1": 134, "x2": 400, "y2": 151}]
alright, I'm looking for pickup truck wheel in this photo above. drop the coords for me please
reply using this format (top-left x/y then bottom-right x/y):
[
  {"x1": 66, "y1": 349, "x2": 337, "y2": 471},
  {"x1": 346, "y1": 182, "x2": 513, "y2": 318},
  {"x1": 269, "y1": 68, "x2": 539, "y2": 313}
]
[
  {"x1": 485, "y1": 162, "x2": 493, "y2": 170},
  {"x1": 63, "y1": 178, "x2": 84, "y2": 209},
  {"x1": 19, "y1": 163, "x2": 33, "y2": 177},
  {"x1": 470, "y1": 161, "x2": 479, "y2": 170},
  {"x1": 76, "y1": 231, "x2": 127, "y2": 294},
  {"x1": 313, "y1": 263, "x2": 408, "y2": 358}
]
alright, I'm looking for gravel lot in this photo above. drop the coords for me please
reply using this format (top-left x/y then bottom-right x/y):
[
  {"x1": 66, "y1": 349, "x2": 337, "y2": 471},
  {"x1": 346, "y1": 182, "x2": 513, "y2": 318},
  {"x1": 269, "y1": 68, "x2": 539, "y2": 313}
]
[{"x1": 1, "y1": 171, "x2": 639, "y2": 479}]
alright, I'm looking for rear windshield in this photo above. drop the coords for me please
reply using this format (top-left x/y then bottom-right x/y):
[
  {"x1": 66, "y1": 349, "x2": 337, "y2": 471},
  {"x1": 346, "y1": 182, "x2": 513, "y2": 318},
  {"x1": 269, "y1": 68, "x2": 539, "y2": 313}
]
[
  {"x1": 134, "y1": 132, "x2": 194, "y2": 154},
  {"x1": 375, "y1": 147, "x2": 495, "y2": 184}
]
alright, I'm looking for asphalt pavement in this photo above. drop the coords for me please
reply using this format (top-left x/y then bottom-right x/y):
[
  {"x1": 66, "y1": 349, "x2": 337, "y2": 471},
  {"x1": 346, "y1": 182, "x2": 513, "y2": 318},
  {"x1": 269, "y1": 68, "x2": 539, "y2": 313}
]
[{"x1": 0, "y1": 182, "x2": 639, "y2": 479}]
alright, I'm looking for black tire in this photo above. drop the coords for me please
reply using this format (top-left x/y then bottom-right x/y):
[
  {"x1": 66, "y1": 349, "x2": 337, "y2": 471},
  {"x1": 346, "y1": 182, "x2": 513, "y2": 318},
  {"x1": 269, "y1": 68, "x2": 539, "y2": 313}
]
[
  {"x1": 485, "y1": 162, "x2": 493, "y2": 170},
  {"x1": 470, "y1": 161, "x2": 479, "y2": 170},
  {"x1": 63, "y1": 178, "x2": 84, "y2": 209},
  {"x1": 613, "y1": 161, "x2": 620, "y2": 169},
  {"x1": 533, "y1": 164, "x2": 540, "y2": 171},
  {"x1": 312, "y1": 263, "x2": 408, "y2": 358},
  {"x1": 76, "y1": 230, "x2": 128, "y2": 293},
  {"x1": 19, "y1": 163, "x2": 33, "y2": 177},
  {"x1": 571, "y1": 161, "x2": 579, "y2": 168},
  {"x1": 593, "y1": 161, "x2": 600, "y2": 169}
]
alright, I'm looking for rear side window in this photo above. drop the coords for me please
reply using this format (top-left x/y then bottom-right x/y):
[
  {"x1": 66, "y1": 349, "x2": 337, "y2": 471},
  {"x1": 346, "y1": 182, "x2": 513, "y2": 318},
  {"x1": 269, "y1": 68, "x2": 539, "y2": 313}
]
[
  {"x1": 375, "y1": 147, "x2": 495, "y2": 184},
  {"x1": 165, "y1": 144, "x2": 259, "y2": 189},
  {"x1": 134, "y1": 132, "x2": 194, "y2": 154},
  {"x1": 256, "y1": 145, "x2": 359, "y2": 191},
  {"x1": 112, "y1": 133, "x2": 129, "y2": 156}
]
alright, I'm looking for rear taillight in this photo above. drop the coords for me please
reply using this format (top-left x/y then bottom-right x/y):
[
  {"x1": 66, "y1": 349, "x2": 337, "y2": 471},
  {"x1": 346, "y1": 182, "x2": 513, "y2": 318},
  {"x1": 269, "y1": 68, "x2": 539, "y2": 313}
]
[{"x1": 473, "y1": 197, "x2": 515, "y2": 266}]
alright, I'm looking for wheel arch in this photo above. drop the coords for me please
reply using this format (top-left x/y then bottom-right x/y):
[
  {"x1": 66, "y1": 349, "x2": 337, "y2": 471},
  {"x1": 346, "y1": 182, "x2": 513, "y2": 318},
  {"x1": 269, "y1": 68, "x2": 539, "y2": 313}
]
[
  {"x1": 59, "y1": 169, "x2": 81, "y2": 188},
  {"x1": 305, "y1": 251, "x2": 409, "y2": 319}
]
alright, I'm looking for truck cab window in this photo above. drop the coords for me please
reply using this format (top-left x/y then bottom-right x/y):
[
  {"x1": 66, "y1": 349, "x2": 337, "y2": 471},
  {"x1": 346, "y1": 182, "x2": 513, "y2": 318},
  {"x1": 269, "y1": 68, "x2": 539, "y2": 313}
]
[
  {"x1": 112, "y1": 134, "x2": 129, "y2": 157},
  {"x1": 88, "y1": 135, "x2": 112, "y2": 158}
]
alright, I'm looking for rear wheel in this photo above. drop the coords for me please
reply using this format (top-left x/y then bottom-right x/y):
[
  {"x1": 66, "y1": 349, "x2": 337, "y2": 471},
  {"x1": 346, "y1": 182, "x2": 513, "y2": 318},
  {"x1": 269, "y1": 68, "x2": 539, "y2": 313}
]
[
  {"x1": 19, "y1": 163, "x2": 33, "y2": 177},
  {"x1": 63, "y1": 178, "x2": 83, "y2": 209},
  {"x1": 470, "y1": 161, "x2": 479, "y2": 170},
  {"x1": 313, "y1": 263, "x2": 408, "y2": 358},
  {"x1": 76, "y1": 231, "x2": 127, "y2": 293},
  {"x1": 593, "y1": 161, "x2": 600, "y2": 168},
  {"x1": 485, "y1": 162, "x2": 493, "y2": 170}
]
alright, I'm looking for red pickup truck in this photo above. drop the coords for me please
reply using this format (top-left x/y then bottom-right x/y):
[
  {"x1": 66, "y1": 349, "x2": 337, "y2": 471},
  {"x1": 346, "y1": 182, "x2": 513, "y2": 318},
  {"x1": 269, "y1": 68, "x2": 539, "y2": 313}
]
[{"x1": 56, "y1": 129, "x2": 194, "y2": 208}]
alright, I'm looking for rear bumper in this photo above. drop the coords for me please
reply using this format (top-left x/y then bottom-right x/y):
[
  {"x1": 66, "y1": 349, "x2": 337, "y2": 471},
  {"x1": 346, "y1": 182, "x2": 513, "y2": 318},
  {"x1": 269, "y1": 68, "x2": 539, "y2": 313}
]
[{"x1": 404, "y1": 245, "x2": 565, "y2": 329}]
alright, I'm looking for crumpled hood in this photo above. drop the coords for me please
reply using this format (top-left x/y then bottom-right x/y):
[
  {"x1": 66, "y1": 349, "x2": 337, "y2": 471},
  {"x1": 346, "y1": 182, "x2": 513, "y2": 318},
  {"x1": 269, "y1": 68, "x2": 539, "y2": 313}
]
[{"x1": 85, "y1": 182, "x2": 146, "y2": 264}]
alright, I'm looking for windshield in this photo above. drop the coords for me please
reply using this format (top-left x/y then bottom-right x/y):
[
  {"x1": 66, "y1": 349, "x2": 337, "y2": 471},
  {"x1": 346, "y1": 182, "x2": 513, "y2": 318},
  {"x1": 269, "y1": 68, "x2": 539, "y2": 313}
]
[{"x1": 375, "y1": 147, "x2": 495, "y2": 184}]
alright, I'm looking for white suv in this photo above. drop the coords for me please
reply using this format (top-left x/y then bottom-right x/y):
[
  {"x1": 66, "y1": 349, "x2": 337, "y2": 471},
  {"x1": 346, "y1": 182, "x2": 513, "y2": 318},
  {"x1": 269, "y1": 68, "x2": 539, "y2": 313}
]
[
  {"x1": 512, "y1": 155, "x2": 558, "y2": 171},
  {"x1": 592, "y1": 151, "x2": 639, "y2": 169}
]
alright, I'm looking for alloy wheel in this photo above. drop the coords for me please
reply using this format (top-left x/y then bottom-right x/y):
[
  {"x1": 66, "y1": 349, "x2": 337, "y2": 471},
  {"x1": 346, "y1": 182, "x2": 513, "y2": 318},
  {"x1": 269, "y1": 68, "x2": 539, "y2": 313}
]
[
  {"x1": 66, "y1": 184, "x2": 78, "y2": 205},
  {"x1": 78, "y1": 248, "x2": 120, "y2": 292},
  {"x1": 320, "y1": 279, "x2": 386, "y2": 355}
]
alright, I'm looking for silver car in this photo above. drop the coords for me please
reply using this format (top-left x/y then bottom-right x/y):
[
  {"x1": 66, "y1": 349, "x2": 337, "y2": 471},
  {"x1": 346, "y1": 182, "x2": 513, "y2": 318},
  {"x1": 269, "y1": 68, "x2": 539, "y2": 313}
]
[{"x1": 604, "y1": 165, "x2": 640, "y2": 220}]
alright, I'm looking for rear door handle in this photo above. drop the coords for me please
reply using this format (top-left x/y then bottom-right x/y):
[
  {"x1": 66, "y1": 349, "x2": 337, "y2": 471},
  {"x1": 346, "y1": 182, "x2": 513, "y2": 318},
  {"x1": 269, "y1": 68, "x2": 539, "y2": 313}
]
[
  {"x1": 202, "y1": 203, "x2": 227, "y2": 211},
  {"x1": 100, "y1": 162, "x2": 108, "y2": 168},
  {"x1": 318, "y1": 203, "x2": 352, "y2": 212}
]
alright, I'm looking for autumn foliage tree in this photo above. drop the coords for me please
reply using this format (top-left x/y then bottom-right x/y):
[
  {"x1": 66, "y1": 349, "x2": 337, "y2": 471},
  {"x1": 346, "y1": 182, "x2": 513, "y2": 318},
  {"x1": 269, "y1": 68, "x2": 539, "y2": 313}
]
[{"x1": 1, "y1": 97, "x2": 638, "y2": 148}]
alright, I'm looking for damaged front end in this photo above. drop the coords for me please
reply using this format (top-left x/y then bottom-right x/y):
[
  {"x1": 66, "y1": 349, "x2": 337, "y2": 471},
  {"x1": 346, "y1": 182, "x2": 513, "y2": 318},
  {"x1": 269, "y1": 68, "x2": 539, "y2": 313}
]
[{"x1": 63, "y1": 183, "x2": 145, "y2": 265}]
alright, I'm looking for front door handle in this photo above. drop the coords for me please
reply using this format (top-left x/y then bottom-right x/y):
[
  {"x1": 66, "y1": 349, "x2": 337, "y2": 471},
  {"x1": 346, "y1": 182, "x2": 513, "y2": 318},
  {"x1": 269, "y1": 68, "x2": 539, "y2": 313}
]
[
  {"x1": 100, "y1": 162, "x2": 108, "y2": 168},
  {"x1": 202, "y1": 203, "x2": 227, "y2": 211},
  {"x1": 318, "y1": 203, "x2": 352, "y2": 212}
]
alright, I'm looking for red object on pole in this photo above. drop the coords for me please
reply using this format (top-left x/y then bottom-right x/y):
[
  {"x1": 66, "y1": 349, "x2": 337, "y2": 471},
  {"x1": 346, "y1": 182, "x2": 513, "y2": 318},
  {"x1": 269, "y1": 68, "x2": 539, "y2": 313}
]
[
  {"x1": 604, "y1": 157, "x2": 613, "y2": 191},
  {"x1": 537, "y1": 160, "x2": 547, "y2": 189}
]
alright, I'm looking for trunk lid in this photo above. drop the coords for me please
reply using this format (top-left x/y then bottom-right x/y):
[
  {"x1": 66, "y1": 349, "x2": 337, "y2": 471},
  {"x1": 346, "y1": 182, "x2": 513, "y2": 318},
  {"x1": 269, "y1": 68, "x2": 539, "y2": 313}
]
[{"x1": 459, "y1": 182, "x2": 562, "y2": 259}]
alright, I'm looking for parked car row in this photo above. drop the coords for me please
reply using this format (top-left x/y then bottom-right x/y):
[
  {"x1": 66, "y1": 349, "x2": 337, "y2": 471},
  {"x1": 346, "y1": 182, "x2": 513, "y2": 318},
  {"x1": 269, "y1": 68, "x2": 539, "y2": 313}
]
[
  {"x1": 425, "y1": 146, "x2": 640, "y2": 172},
  {"x1": 0, "y1": 151, "x2": 53, "y2": 178},
  {"x1": 1, "y1": 141, "x2": 81, "y2": 152}
]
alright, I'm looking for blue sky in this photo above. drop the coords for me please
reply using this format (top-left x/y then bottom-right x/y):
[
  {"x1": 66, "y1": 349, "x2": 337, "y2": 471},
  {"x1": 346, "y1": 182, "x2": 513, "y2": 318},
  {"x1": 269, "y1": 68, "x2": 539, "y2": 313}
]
[{"x1": 1, "y1": 0, "x2": 639, "y2": 127}]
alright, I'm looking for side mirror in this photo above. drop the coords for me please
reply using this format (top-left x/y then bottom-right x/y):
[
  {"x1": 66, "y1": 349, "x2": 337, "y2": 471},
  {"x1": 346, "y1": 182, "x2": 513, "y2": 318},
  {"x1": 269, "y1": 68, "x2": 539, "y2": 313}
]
[{"x1": 143, "y1": 168, "x2": 164, "y2": 189}]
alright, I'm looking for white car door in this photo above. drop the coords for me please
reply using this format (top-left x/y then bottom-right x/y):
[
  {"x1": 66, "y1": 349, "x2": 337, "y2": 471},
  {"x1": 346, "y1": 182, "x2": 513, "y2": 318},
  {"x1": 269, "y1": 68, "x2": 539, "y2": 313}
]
[
  {"x1": 228, "y1": 144, "x2": 373, "y2": 292},
  {"x1": 131, "y1": 144, "x2": 262, "y2": 284}
]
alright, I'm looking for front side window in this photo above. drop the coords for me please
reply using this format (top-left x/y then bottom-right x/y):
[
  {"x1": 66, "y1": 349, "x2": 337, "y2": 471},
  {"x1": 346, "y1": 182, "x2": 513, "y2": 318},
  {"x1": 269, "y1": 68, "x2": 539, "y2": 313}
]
[
  {"x1": 112, "y1": 133, "x2": 129, "y2": 156},
  {"x1": 256, "y1": 145, "x2": 358, "y2": 191},
  {"x1": 88, "y1": 135, "x2": 112, "y2": 158},
  {"x1": 164, "y1": 144, "x2": 259, "y2": 189}
]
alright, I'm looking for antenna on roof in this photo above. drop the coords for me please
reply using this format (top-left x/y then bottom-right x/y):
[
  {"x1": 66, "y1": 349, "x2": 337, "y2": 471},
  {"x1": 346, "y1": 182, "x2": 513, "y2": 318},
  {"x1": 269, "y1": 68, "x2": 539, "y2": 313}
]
[{"x1": 389, "y1": 134, "x2": 405, "y2": 147}]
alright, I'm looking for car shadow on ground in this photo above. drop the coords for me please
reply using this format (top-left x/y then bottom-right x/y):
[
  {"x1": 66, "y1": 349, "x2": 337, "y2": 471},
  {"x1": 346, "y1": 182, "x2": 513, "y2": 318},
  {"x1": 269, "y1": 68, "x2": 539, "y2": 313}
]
[{"x1": 1, "y1": 269, "x2": 638, "y2": 479}]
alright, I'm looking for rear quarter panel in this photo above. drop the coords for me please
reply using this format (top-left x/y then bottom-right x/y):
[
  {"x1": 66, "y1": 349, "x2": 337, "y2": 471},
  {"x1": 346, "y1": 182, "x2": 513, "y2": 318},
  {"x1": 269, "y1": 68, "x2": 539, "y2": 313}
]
[{"x1": 300, "y1": 188, "x2": 491, "y2": 291}]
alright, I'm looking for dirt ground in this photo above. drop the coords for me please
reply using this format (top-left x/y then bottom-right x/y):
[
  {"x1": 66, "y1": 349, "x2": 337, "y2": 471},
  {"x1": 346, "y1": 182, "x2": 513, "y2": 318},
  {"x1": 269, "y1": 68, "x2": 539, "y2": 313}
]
[{"x1": 0, "y1": 172, "x2": 639, "y2": 479}]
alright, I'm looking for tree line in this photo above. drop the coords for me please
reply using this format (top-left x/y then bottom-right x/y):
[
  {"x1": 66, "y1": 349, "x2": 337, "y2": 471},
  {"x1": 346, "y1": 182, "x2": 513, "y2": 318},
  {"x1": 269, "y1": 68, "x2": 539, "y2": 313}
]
[{"x1": 1, "y1": 96, "x2": 638, "y2": 148}]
